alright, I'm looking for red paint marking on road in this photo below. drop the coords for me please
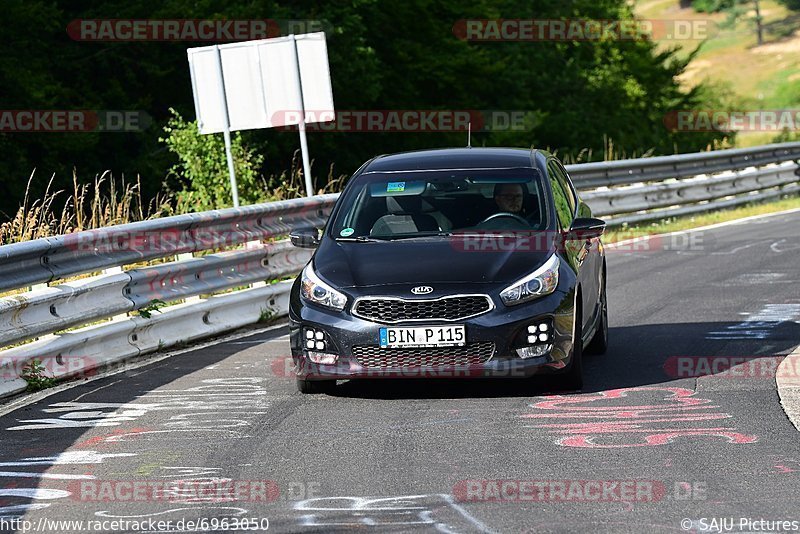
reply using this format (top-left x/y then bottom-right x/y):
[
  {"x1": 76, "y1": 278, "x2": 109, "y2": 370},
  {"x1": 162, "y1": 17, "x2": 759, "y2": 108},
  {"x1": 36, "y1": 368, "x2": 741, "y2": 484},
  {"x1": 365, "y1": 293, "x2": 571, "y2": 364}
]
[
  {"x1": 523, "y1": 387, "x2": 758, "y2": 448},
  {"x1": 76, "y1": 427, "x2": 151, "y2": 449}
]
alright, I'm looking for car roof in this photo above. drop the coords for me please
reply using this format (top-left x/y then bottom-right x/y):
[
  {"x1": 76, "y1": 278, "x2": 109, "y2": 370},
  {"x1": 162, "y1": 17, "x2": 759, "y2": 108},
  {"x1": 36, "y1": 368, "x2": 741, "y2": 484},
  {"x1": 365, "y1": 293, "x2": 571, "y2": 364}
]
[{"x1": 362, "y1": 147, "x2": 546, "y2": 173}]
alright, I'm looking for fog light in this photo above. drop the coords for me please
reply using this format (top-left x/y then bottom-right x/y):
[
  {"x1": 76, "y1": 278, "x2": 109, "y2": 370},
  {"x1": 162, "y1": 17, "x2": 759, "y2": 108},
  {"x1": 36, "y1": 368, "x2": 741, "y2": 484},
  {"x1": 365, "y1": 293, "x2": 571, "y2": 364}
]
[
  {"x1": 308, "y1": 352, "x2": 338, "y2": 365},
  {"x1": 523, "y1": 319, "x2": 553, "y2": 349},
  {"x1": 304, "y1": 327, "x2": 331, "y2": 350},
  {"x1": 516, "y1": 345, "x2": 552, "y2": 359},
  {"x1": 528, "y1": 321, "x2": 551, "y2": 335}
]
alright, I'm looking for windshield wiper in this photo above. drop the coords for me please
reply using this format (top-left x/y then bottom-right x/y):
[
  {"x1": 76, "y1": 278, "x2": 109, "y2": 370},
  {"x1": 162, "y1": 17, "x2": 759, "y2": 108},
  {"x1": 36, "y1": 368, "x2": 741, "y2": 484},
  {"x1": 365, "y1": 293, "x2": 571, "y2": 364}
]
[{"x1": 380, "y1": 232, "x2": 453, "y2": 241}]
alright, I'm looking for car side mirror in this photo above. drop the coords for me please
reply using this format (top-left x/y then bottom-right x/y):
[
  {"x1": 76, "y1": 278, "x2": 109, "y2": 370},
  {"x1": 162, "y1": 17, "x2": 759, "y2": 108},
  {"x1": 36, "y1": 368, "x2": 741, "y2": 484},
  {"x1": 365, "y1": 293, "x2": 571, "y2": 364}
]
[
  {"x1": 290, "y1": 227, "x2": 321, "y2": 249},
  {"x1": 568, "y1": 217, "x2": 606, "y2": 240}
]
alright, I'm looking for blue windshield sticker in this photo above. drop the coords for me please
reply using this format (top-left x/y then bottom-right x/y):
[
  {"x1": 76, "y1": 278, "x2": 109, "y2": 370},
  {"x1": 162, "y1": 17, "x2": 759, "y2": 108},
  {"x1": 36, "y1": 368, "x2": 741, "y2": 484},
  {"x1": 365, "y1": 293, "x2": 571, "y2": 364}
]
[
  {"x1": 387, "y1": 182, "x2": 406, "y2": 193},
  {"x1": 340, "y1": 227, "x2": 355, "y2": 237}
]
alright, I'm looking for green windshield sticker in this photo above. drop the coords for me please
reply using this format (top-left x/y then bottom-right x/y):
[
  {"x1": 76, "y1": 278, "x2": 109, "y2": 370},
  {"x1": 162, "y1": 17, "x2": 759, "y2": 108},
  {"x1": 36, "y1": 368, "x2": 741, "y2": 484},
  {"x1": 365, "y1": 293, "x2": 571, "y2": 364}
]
[
  {"x1": 386, "y1": 182, "x2": 406, "y2": 193},
  {"x1": 340, "y1": 227, "x2": 355, "y2": 237}
]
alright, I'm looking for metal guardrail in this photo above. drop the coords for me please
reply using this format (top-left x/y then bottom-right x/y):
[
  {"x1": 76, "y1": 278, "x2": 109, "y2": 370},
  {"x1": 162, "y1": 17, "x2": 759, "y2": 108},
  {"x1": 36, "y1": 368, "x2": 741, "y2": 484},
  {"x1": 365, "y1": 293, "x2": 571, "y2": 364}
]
[
  {"x1": 1, "y1": 144, "x2": 799, "y2": 399},
  {"x1": 565, "y1": 141, "x2": 800, "y2": 188}
]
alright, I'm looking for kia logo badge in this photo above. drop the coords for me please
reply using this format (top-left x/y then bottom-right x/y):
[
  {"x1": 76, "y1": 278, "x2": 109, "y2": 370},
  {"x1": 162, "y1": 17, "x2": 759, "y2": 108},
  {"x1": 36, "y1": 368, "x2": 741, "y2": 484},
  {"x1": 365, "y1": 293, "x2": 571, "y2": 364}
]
[{"x1": 411, "y1": 286, "x2": 433, "y2": 295}]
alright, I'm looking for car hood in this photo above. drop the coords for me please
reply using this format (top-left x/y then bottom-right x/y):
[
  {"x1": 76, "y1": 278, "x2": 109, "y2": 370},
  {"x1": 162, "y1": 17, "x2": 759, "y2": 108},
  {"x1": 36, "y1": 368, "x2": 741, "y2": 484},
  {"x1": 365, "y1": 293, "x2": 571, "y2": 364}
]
[{"x1": 313, "y1": 235, "x2": 556, "y2": 288}]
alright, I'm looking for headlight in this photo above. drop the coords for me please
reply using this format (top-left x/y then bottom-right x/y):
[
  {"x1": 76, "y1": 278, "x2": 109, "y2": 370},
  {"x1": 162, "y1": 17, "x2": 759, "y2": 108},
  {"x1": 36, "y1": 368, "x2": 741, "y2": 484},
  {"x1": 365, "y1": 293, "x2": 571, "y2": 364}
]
[
  {"x1": 300, "y1": 263, "x2": 347, "y2": 311},
  {"x1": 500, "y1": 254, "x2": 560, "y2": 306}
]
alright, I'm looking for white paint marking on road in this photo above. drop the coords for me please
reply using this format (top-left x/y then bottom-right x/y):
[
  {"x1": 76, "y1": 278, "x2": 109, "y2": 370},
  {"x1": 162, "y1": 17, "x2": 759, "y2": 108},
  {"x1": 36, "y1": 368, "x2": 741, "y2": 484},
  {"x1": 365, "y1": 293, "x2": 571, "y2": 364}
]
[
  {"x1": 706, "y1": 304, "x2": 800, "y2": 340},
  {"x1": 771, "y1": 238, "x2": 800, "y2": 254},
  {"x1": 0, "y1": 450, "x2": 139, "y2": 516},
  {"x1": 0, "y1": 322, "x2": 289, "y2": 418},
  {"x1": 94, "y1": 506, "x2": 249, "y2": 519},
  {"x1": 712, "y1": 273, "x2": 789, "y2": 286},
  {"x1": 73, "y1": 380, "x2": 125, "y2": 402},
  {"x1": 0, "y1": 504, "x2": 51, "y2": 517},
  {"x1": 155, "y1": 467, "x2": 223, "y2": 478},
  {"x1": 0, "y1": 471, "x2": 92, "y2": 480},
  {"x1": 710, "y1": 241, "x2": 766, "y2": 256},
  {"x1": 0, "y1": 451, "x2": 135, "y2": 466},
  {"x1": 0, "y1": 489, "x2": 69, "y2": 499},
  {"x1": 295, "y1": 494, "x2": 494, "y2": 533},
  {"x1": 439, "y1": 493, "x2": 498, "y2": 534}
]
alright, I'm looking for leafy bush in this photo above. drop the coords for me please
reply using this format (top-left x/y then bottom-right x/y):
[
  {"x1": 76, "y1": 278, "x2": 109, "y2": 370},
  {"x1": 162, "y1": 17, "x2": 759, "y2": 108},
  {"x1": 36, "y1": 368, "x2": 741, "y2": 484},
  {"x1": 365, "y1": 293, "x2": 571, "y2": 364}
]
[
  {"x1": 20, "y1": 359, "x2": 57, "y2": 392},
  {"x1": 161, "y1": 109, "x2": 270, "y2": 212},
  {"x1": 692, "y1": 0, "x2": 734, "y2": 12}
]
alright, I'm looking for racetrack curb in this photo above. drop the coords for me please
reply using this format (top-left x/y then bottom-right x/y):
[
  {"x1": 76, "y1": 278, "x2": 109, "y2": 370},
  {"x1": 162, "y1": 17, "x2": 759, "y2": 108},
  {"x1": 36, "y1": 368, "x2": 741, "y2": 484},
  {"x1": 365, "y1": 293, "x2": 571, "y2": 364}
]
[{"x1": 777, "y1": 344, "x2": 800, "y2": 432}]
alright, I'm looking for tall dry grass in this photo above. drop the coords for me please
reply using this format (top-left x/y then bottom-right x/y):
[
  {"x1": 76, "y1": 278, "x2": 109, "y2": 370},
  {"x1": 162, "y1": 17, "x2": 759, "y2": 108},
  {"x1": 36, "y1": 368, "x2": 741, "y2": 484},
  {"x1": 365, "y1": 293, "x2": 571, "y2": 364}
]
[
  {"x1": 0, "y1": 171, "x2": 167, "y2": 245},
  {"x1": 0, "y1": 158, "x2": 347, "y2": 246}
]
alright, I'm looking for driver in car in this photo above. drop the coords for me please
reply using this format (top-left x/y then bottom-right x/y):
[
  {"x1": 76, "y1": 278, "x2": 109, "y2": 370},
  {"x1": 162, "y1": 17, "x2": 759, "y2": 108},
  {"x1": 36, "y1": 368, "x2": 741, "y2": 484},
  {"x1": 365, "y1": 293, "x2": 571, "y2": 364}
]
[
  {"x1": 493, "y1": 183, "x2": 525, "y2": 214},
  {"x1": 487, "y1": 182, "x2": 542, "y2": 229}
]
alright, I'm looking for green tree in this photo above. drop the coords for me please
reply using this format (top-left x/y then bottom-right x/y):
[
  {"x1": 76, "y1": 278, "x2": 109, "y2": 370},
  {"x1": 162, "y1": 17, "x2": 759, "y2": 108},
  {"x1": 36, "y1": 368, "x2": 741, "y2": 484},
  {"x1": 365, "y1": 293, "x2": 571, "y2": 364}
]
[
  {"x1": 160, "y1": 109, "x2": 269, "y2": 211},
  {"x1": 777, "y1": 0, "x2": 800, "y2": 9},
  {"x1": 692, "y1": 0, "x2": 766, "y2": 45},
  {"x1": 0, "y1": 0, "x2": 730, "y2": 219}
]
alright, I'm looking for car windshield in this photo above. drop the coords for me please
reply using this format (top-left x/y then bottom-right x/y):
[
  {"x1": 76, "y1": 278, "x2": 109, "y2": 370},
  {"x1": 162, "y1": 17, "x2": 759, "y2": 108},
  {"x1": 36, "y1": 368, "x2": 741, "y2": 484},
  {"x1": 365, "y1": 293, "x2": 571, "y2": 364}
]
[{"x1": 330, "y1": 168, "x2": 548, "y2": 240}]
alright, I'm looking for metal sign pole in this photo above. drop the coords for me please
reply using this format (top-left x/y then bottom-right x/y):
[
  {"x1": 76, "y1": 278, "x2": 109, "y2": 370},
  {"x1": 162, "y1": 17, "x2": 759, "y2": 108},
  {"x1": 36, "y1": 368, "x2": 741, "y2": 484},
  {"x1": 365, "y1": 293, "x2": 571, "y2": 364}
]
[
  {"x1": 290, "y1": 34, "x2": 315, "y2": 198},
  {"x1": 213, "y1": 45, "x2": 240, "y2": 207}
]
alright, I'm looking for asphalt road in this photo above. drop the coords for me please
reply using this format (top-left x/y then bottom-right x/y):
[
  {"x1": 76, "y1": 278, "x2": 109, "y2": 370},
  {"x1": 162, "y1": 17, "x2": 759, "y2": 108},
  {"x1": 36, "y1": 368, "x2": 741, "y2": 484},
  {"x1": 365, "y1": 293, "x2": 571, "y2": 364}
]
[{"x1": 1, "y1": 210, "x2": 799, "y2": 534}]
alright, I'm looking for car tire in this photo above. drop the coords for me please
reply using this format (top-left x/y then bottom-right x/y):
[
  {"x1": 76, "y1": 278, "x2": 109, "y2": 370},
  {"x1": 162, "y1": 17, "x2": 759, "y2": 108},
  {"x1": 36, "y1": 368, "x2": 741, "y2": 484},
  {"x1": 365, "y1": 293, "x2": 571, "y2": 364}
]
[
  {"x1": 559, "y1": 305, "x2": 584, "y2": 391},
  {"x1": 586, "y1": 270, "x2": 608, "y2": 355},
  {"x1": 296, "y1": 378, "x2": 337, "y2": 394}
]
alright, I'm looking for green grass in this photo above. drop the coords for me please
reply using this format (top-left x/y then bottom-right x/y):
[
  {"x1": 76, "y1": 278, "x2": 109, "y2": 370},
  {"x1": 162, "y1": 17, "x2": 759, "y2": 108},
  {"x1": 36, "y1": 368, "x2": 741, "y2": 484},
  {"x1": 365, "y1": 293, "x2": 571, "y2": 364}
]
[
  {"x1": 604, "y1": 193, "x2": 800, "y2": 243},
  {"x1": 635, "y1": 0, "x2": 800, "y2": 149}
]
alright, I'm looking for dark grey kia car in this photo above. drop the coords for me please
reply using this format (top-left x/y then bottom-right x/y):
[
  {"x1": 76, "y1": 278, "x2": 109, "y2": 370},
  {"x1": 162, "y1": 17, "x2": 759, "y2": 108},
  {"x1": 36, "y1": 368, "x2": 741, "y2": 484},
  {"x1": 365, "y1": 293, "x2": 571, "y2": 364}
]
[{"x1": 288, "y1": 148, "x2": 607, "y2": 393}]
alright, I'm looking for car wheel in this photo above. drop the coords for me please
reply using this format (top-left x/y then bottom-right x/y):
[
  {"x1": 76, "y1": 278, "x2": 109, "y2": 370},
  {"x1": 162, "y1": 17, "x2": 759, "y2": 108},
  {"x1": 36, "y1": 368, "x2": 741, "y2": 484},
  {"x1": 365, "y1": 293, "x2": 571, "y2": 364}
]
[
  {"x1": 559, "y1": 304, "x2": 584, "y2": 391},
  {"x1": 296, "y1": 378, "x2": 337, "y2": 394},
  {"x1": 586, "y1": 270, "x2": 608, "y2": 355}
]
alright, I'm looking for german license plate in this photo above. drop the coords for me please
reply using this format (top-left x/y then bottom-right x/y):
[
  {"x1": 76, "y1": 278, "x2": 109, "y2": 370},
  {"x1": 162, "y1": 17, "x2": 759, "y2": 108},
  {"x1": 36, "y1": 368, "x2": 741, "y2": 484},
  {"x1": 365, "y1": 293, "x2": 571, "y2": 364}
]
[{"x1": 379, "y1": 325, "x2": 466, "y2": 348}]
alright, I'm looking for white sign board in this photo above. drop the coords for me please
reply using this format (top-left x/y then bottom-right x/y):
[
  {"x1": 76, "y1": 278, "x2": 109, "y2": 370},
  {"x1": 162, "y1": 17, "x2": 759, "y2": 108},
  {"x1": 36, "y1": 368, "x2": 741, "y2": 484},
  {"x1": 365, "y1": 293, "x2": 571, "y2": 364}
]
[
  {"x1": 187, "y1": 32, "x2": 335, "y2": 201},
  {"x1": 188, "y1": 32, "x2": 334, "y2": 134}
]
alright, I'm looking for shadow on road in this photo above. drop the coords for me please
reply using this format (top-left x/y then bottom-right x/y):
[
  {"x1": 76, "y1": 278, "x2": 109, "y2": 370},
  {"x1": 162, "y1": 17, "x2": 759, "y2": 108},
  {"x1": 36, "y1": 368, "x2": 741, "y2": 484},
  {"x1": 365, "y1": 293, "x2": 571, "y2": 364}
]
[
  {"x1": 1, "y1": 319, "x2": 798, "y2": 526},
  {"x1": 331, "y1": 320, "x2": 800, "y2": 399}
]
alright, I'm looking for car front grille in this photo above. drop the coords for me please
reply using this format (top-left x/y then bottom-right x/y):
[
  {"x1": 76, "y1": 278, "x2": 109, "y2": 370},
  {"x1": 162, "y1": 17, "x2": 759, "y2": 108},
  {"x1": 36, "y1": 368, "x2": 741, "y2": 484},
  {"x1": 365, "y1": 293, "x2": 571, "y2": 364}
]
[
  {"x1": 352, "y1": 295, "x2": 492, "y2": 324},
  {"x1": 352, "y1": 342, "x2": 495, "y2": 368}
]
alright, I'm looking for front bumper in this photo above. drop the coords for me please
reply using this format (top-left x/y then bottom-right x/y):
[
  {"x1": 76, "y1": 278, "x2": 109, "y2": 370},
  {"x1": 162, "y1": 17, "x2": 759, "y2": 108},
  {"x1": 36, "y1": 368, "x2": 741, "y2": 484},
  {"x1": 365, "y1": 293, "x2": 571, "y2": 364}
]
[{"x1": 289, "y1": 287, "x2": 576, "y2": 381}]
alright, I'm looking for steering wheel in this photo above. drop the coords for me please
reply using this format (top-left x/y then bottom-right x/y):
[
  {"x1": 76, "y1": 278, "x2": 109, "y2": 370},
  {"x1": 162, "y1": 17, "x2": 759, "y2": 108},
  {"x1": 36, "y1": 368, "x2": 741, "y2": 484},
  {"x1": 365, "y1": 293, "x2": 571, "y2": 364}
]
[{"x1": 479, "y1": 212, "x2": 530, "y2": 226}]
